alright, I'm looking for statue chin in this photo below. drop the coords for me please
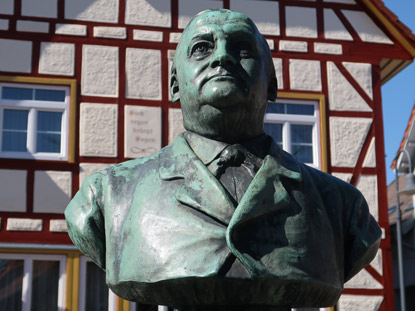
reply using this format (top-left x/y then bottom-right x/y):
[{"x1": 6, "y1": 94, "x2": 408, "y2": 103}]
[{"x1": 201, "y1": 82, "x2": 247, "y2": 109}]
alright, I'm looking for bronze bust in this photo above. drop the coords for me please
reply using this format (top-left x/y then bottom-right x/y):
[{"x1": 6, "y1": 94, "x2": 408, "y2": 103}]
[{"x1": 65, "y1": 9, "x2": 381, "y2": 311}]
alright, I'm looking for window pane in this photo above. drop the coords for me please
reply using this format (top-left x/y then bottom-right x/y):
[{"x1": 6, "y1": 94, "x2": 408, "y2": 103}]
[
  {"x1": 35, "y1": 89, "x2": 66, "y2": 102},
  {"x1": 286, "y1": 104, "x2": 314, "y2": 116},
  {"x1": 291, "y1": 125, "x2": 313, "y2": 163},
  {"x1": 36, "y1": 112, "x2": 62, "y2": 153},
  {"x1": 0, "y1": 259, "x2": 24, "y2": 311},
  {"x1": 85, "y1": 262, "x2": 108, "y2": 311},
  {"x1": 266, "y1": 103, "x2": 285, "y2": 114},
  {"x1": 292, "y1": 144, "x2": 313, "y2": 163},
  {"x1": 31, "y1": 261, "x2": 59, "y2": 311},
  {"x1": 37, "y1": 111, "x2": 62, "y2": 132},
  {"x1": 37, "y1": 133, "x2": 61, "y2": 153},
  {"x1": 3, "y1": 109, "x2": 29, "y2": 130},
  {"x1": 2, "y1": 109, "x2": 28, "y2": 152},
  {"x1": 2, "y1": 87, "x2": 33, "y2": 100},
  {"x1": 291, "y1": 125, "x2": 313, "y2": 144},
  {"x1": 264, "y1": 123, "x2": 283, "y2": 148}
]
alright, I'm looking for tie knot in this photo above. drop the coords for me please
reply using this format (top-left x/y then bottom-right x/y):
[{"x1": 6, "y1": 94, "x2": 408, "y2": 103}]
[{"x1": 218, "y1": 145, "x2": 245, "y2": 167}]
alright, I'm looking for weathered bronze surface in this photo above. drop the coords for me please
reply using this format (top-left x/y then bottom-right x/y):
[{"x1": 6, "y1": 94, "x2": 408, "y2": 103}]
[{"x1": 65, "y1": 9, "x2": 381, "y2": 310}]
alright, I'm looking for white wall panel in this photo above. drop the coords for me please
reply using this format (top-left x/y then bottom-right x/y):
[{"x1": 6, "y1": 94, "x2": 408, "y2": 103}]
[
  {"x1": 0, "y1": 39, "x2": 32, "y2": 73},
  {"x1": 65, "y1": 0, "x2": 118, "y2": 23},
  {"x1": 33, "y1": 171, "x2": 72, "y2": 214},
  {"x1": 125, "y1": 0, "x2": 171, "y2": 27},
  {"x1": 22, "y1": 0, "x2": 57, "y2": 18},
  {"x1": 0, "y1": 170, "x2": 26, "y2": 212}
]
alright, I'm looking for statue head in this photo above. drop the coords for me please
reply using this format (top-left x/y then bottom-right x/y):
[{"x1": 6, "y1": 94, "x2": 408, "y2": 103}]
[{"x1": 171, "y1": 9, "x2": 277, "y2": 143}]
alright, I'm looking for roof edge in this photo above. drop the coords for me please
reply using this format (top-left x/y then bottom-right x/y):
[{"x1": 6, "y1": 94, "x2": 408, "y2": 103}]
[
  {"x1": 391, "y1": 103, "x2": 415, "y2": 169},
  {"x1": 361, "y1": 0, "x2": 415, "y2": 57}
]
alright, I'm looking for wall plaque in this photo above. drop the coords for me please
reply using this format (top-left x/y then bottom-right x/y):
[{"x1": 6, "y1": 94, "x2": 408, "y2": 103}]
[{"x1": 125, "y1": 105, "x2": 161, "y2": 158}]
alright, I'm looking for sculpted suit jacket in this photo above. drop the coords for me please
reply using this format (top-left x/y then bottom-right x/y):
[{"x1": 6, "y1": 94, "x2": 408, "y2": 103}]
[{"x1": 65, "y1": 134, "x2": 381, "y2": 308}]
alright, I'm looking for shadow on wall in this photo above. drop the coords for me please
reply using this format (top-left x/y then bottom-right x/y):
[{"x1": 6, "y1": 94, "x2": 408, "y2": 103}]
[
  {"x1": 33, "y1": 171, "x2": 72, "y2": 214},
  {"x1": 64, "y1": 0, "x2": 120, "y2": 24}
]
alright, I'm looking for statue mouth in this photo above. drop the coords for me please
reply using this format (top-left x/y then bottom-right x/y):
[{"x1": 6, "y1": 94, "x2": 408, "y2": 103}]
[{"x1": 203, "y1": 68, "x2": 243, "y2": 85}]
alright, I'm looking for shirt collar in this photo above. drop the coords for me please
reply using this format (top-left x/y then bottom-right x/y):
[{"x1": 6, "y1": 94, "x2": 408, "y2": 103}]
[{"x1": 184, "y1": 131, "x2": 271, "y2": 166}]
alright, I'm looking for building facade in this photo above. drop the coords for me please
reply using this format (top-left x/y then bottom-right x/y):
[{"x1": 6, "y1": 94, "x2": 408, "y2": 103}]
[{"x1": 0, "y1": 0, "x2": 415, "y2": 310}]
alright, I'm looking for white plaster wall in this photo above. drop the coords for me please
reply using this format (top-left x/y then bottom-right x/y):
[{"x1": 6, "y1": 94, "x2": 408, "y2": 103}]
[
  {"x1": 65, "y1": 0, "x2": 118, "y2": 23},
  {"x1": 331, "y1": 173, "x2": 352, "y2": 184},
  {"x1": 82, "y1": 45, "x2": 119, "y2": 97},
  {"x1": 79, "y1": 163, "x2": 112, "y2": 185},
  {"x1": 178, "y1": 0, "x2": 223, "y2": 29},
  {"x1": 0, "y1": 170, "x2": 26, "y2": 212},
  {"x1": 356, "y1": 175, "x2": 379, "y2": 221},
  {"x1": 50, "y1": 220, "x2": 68, "y2": 232},
  {"x1": 289, "y1": 59, "x2": 322, "y2": 91},
  {"x1": 169, "y1": 33, "x2": 182, "y2": 43},
  {"x1": 133, "y1": 30, "x2": 163, "y2": 42},
  {"x1": 327, "y1": 62, "x2": 372, "y2": 112},
  {"x1": 94, "y1": 27, "x2": 127, "y2": 39},
  {"x1": 169, "y1": 108, "x2": 185, "y2": 144},
  {"x1": 22, "y1": 0, "x2": 57, "y2": 18},
  {"x1": 7, "y1": 218, "x2": 42, "y2": 231},
  {"x1": 272, "y1": 58, "x2": 283, "y2": 90},
  {"x1": 339, "y1": 295, "x2": 383, "y2": 311},
  {"x1": 342, "y1": 62, "x2": 373, "y2": 99},
  {"x1": 285, "y1": 6, "x2": 317, "y2": 38},
  {"x1": 324, "y1": 9, "x2": 353, "y2": 41},
  {"x1": 0, "y1": 19, "x2": 9, "y2": 30},
  {"x1": 266, "y1": 39, "x2": 274, "y2": 50},
  {"x1": 126, "y1": 48, "x2": 162, "y2": 100},
  {"x1": 0, "y1": 0, "x2": 13, "y2": 15},
  {"x1": 230, "y1": 0, "x2": 280, "y2": 36},
  {"x1": 329, "y1": 117, "x2": 372, "y2": 167},
  {"x1": 0, "y1": 39, "x2": 32, "y2": 73},
  {"x1": 279, "y1": 41, "x2": 308, "y2": 53},
  {"x1": 33, "y1": 171, "x2": 72, "y2": 214},
  {"x1": 80, "y1": 103, "x2": 118, "y2": 157},
  {"x1": 363, "y1": 138, "x2": 376, "y2": 168},
  {"x1": 55, "y1": 24, "x2": 87, "y2": 36},
  {"x1": 372, "y1": 249, "x2": 383, "y2": 275},
  {"x1": 17, "y1": 20, "x2": 49, "y2": 33},
  {"x1": 344, "y1": 268, "x2": 383, "y2": 289},
  {"x1": 314, "y1": 43, "x2": 342, "y2": 55},
  {"x1": 39, "y1": 42, "x2": 75, "y2": 76},
  {"x1": 125, "y1": 0, "x2": 171, "y2": 27},
  {"x1": 342, "y1": 10, "x2": 393, "y2": 44}
]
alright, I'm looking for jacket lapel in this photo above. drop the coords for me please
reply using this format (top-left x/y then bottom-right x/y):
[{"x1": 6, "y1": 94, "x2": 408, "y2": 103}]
[
  {"x1": 225, "y1": 141, "x2": 303, "y2": 274},
  {"x1": 158, "y1": 135, "x2": 235, "y2": 225}
]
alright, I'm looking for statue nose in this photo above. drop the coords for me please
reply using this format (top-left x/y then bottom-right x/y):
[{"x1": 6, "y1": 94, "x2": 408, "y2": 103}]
[{"x1": 209, "y1": 45, "x2": 236, "y2": 68}]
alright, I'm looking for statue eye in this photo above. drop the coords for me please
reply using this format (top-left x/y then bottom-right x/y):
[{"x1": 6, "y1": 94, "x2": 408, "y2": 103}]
[
  {"x1": 191, "y1": 42, "x2": 213, "y2": 57},
  {"x1": 235, "y1": 41, "x2": 254, "y2": 58}
]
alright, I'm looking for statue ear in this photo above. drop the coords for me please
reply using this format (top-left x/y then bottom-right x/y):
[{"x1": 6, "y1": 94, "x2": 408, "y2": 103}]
[
  {"x1": 170, "y1": 67, "x2": 180, "y2": 103},
  {"x1": 267, "y1": 76, "x2": 278, "y2": 102}
]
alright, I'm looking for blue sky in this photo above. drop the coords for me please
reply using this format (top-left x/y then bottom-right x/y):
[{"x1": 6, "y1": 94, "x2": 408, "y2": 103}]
[{"x1": 381, "y1": 0, "x2": 415, "y2": 185}]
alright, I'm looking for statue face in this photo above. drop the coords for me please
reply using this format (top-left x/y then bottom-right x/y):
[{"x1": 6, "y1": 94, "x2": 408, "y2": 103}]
[{"x1": 172, "y1": 10, "x2": 276, "y2": 143}]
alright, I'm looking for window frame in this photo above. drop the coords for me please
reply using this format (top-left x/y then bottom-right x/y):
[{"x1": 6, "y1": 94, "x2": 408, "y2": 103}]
[
  {"x1": 0, "y1": 253, "x2": 67, "y2": 311},
  {"x1": 264, "y1": 93, "x2": 327, "y2": 171},
  {"x1": 0, "y1": 76, "x2": 76, "y2": 162},
  {"x1": 78, "y1": 256, "x2": 117, "y2": 311}
]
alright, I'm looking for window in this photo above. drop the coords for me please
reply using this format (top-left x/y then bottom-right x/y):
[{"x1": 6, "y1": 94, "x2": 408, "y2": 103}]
[
  {"x1": 0, "y1": 253, "x2": 66, "y2": 311},
  {"x1": 78, "y1": 256, "x2": 118, "y2": 311},
  {"x1": 264, "y1": 98, "x2": 321, "y2": 168},
  {"x1": 0, "y1": 83, "x2": 70, "y2": 160}
]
